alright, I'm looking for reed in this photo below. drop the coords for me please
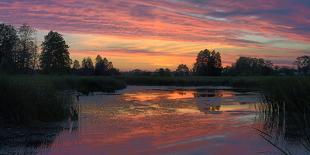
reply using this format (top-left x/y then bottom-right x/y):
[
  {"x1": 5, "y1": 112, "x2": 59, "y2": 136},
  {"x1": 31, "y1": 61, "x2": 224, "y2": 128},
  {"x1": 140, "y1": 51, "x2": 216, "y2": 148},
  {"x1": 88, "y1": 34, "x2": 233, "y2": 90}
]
[
  {"x1": 0, "y1": 75, "x2": 126, "y2": 124},
  {"x1": 259, "y1": 77, "x2": 310, "y2": 154}
]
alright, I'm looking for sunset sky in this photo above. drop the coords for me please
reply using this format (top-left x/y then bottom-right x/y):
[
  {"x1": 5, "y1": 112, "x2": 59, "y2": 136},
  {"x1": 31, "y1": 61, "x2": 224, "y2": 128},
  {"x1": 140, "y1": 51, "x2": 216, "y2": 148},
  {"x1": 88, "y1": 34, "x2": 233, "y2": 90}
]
[{"x1": 1, "y1": 0, "x2": 310, "y2": 70}]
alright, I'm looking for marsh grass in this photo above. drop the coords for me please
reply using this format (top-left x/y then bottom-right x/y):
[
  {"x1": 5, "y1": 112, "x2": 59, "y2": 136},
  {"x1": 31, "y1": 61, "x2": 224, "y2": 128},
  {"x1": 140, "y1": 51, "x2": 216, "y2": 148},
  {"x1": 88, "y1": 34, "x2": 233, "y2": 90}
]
[
  {"x1": 53, "y1": 76, "x2": 126, "y2": 94},
  {"x1": 0, "y1": 77, "x2": 74, "y2": 124},
  {"x1": 0, "y1": 75, "x2": 126, "y2": 124},
  {"x1": 259, "y1": 77, "x2": 310, "y2": 154}
]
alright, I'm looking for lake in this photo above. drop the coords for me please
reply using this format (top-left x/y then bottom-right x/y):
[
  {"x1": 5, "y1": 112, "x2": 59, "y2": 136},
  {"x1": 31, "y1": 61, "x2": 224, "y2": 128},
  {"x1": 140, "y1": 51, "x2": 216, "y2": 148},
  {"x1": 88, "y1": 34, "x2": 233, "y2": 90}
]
[{"x1": 0, "y1": 86, "x2": 308, "y2": 155}]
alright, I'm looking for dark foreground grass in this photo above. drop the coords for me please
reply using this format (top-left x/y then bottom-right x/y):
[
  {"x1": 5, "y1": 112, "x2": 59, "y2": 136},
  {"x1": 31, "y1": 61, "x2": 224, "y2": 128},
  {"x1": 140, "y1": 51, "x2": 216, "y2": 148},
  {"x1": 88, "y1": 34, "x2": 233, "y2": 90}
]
[
  {"x1": 258, "y1": 77, "x2": 310, "y2": 154},
  {"x1": 45, "y1": 75, "x2": 126, "y2": 94},
  {"x1": 7, "y1": 75, "x2": 127, "y2": 94},
  {"x1": 0, "y1": 77, "x2": 75, "y2": 124},
  {"x1": 0, "y1": 75, "x2": 126, "y2": 124}
]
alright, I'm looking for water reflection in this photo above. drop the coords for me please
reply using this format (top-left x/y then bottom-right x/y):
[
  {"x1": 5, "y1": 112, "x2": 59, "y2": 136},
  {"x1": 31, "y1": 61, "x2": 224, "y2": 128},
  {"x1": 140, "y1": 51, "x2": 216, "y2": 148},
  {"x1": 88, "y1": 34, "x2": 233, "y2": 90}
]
[
  {"x1": 122, "y1": 90, "x2": 196, "y2": 101},
  {"x1": 123, "y1": 88, "x2": 249, "y2": 102},
  {"x1": 2, "y1": 86, "x2": 306, "y2": 155},
  {"x1": 0, "y1": 120, "x2": 78, "y2": 155}
]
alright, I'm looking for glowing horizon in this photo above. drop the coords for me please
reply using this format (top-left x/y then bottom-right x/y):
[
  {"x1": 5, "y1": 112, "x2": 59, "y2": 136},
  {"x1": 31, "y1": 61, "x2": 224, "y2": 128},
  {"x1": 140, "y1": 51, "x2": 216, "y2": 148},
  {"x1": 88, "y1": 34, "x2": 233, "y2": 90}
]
[{"x1": 1, "y1": 0, "x2": 310, "y2": 71}]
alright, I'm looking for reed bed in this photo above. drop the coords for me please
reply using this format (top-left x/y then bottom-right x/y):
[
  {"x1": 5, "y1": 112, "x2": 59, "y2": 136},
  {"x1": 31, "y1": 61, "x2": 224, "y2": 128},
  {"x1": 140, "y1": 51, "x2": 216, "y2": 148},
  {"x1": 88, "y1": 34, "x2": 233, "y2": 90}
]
[
  {"x1": 259, "y1": 77, "x2": 310, "y2": 154},
  {"x1": 0, "y1": 75, "x2": 126, "y2": 124}
]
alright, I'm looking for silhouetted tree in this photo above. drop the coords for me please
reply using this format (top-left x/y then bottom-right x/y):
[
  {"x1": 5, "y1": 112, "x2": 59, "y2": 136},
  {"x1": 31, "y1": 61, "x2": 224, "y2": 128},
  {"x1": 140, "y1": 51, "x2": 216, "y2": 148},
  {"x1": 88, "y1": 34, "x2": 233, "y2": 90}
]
[
  {"x1": 40, "y1": 31, "x2": 71, "y2": 74},
  {"x1": 155, "y1": 68, "x2": 171, "y2": 76},
  {"x1": 108, "y1": 68, "x2": 121, "y2": 75},
  {"x1": 0, "y1": 23, "x2": 18, "y2": 72},
  {"x1": 263, "y1": 60, "x2": 274, "y2": 75},
  {"x1": 72, "y1": 59, "x2": 80, "y2": 73},
  {"x1": 295, "y1": 56, "x2": 310, "y2": 75},
  {"x1": 127, "y1": 69, "x2": 151, "y2": 76},
  {"x1": 193, "y1": 49, "x2": 222, "y2": 76},
  {"x1": 175, "y1": 64, "x2": 190, "y2": 76},
  {"x1": 232, "y1": 57, "x2": 273, "y2": 75},
  {"x1": 16, "y1": 24, "x2": 38, "y2": 73},
  {"x1": 81, "y1": 57, "x2": 94, "y2": 75},
  {"x1": 94, "y1": 55, "x2": 120, "y2": 75},
  {"x1": 95, "y1": 55, "x2": 109, "y2": 75},
  {"x1": 274, "y1": 66, "x2": 296, "y2": 76},
  {"x1": 222, "y1": 66, "x2": 234, "y2": 76}
]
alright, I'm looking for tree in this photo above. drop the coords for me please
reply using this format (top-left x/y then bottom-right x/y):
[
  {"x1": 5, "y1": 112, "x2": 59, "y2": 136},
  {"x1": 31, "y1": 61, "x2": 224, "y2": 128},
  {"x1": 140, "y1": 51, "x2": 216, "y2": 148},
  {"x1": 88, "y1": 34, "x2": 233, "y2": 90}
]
[
  {"x1": 40, "y1": 31, "x2": 71, "y2": 74},
  {"x1": 128, "y1": 69, "x2": 151, "y2": 76},
  {"x1": 274, "y1": 66, "x2": 296, "y2": 76},
  {"x1": 108, "y1": 68, "x2": 121, "y2": 75},
  {"x1": 81, "y1": 57, "x2": 94, "y2": 75},
  {"x1": 232, "y1": 57, "x2": 273, "y2": 76},
  {"x1": 95, "y1": 55, "x2": 115, "y2": 75},
  {"x1": 95, "y1": 55, "x2": 106, "y2": 75},
  {"x1": 193, "y1": 49, "x2": 222, "y2": 76},
  {"x1": 175, "y1": 64, "x2": 190, "y2": 76},
  {"x1": 154, "y1": 68, "x2": 171, "y2": 76},
  {"x1": 16, "y1": 24, "x2": 38, "y2": 72},
  {"x1": 0, "y1": 23, "x2": 18, "y2": 72},
  {"x1": 72, "y1": 60, "x2": 80, "y2": 70},
  {"x1": 295, "y1": 56, "x2": 310, "y2": 75},
  {"x1": 222, "y1": 66, "x2": 234, "y2": 76}
]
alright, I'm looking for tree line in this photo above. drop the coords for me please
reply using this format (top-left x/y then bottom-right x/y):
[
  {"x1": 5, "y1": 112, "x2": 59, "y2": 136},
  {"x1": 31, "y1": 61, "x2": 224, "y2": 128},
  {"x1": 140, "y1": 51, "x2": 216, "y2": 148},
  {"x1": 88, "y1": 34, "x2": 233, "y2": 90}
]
[
  {"x1": 128, "y1": 49, "x2": 310, "y2": 76},
  {"x1": 1, "y1": 23, "x2": 309, "y2": 76},
  {"x1": 72, "y1": 55, "x2": 120, "y2": 76},
  {"x1": 0, "y1": 24, "x2": 38, "y2": 73},
  {"x1": 0, "y1": 23, "x2": 119, "y2": 75}
]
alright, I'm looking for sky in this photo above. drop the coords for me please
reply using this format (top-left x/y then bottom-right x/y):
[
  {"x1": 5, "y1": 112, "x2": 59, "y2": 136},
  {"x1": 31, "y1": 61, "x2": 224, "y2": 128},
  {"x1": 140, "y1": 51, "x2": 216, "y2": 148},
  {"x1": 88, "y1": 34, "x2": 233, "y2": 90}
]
[{"x1": 0, "y1": 0, "x2": 310, "y2": 71}]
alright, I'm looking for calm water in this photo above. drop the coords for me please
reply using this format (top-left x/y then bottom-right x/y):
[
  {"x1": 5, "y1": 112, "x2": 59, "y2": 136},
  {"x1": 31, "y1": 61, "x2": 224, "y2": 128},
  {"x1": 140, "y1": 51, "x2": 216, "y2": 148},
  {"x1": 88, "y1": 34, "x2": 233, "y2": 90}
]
[{"x1": 0, "y1": 86, "x2": 308, "y2": 155}]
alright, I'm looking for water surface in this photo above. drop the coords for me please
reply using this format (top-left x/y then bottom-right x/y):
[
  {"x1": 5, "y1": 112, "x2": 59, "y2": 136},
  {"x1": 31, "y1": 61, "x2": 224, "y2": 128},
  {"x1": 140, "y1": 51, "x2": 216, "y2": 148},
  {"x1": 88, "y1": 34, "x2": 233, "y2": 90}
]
[{"x1": 1, "y1": 86, "x2": 307, "y2": 155}]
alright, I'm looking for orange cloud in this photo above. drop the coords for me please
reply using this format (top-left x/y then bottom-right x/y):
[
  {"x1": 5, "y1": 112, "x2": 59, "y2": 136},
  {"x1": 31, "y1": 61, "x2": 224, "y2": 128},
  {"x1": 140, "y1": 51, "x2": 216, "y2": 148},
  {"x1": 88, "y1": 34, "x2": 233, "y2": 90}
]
[{"x1": 1, "y1": 0, "x2": 309, "y2": 70}]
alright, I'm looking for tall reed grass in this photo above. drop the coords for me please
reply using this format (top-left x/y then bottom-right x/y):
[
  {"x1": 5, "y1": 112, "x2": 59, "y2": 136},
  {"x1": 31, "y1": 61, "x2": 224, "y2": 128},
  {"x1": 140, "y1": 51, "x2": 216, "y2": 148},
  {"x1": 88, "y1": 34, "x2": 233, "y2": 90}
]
[
  {"x1": 259, "y1": 77, "x2": 310, "y2": 154},
  {"x1": 0, "y1": 75, "x2": 126, "y2": 124},
  {"x1": 0, "y1": 77, "x2": 75, "y2": 124}
]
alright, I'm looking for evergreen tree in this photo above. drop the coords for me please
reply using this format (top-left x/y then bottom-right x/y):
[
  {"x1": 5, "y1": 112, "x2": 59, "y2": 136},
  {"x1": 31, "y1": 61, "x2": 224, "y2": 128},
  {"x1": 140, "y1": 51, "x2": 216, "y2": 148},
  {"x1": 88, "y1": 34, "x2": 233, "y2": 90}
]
[{"x1": 40, "y1": 31, "x2": 71, "y2": 74}]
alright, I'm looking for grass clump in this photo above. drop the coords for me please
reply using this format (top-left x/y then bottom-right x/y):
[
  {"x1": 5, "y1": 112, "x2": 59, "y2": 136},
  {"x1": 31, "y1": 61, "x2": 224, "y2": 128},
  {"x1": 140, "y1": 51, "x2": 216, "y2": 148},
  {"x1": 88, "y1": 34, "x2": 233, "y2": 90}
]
[
  {"x1": 258, "y1": 77, "x2": 310, "y2": 153},
  {"x1": 0, "y1": 75, "x2": 126, "y2": 124},
  {"x1": 54, "y1": 76, "x2": 126, "y2": 94},
  {"x1": 0, "y1": 76, "x2": 76, "y2": 124}
]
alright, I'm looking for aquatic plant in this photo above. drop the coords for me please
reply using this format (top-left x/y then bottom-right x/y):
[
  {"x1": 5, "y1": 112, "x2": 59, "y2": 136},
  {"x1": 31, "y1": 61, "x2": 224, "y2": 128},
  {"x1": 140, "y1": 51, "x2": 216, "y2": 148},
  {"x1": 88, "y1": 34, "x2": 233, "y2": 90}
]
[
  {"x1": 0, "y1": 77, "x2": 75, "y2": 124},
  {"x1": 258, "y1": 77, "x2": 310, "y2": 154}
]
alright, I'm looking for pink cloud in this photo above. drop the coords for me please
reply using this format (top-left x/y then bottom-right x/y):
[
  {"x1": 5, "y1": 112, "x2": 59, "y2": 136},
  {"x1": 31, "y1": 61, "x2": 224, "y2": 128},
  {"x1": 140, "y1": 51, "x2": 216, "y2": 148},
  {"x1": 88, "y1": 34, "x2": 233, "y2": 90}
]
[{"x1": 0, "y1": 0, "x2": 309, "y2": 69}]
